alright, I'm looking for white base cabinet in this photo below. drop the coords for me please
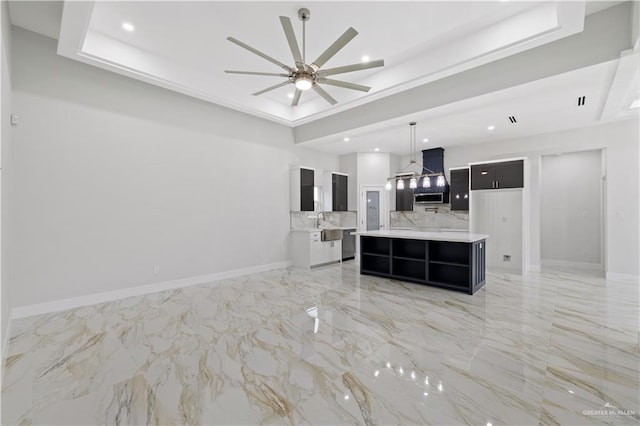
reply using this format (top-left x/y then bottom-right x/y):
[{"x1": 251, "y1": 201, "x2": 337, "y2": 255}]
[{"x1": 291, "y1": 231, "x2": 342, "y2": 269}]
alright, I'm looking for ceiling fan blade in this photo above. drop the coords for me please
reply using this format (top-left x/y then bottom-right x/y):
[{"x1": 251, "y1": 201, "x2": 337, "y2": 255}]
[
  {"x1": 279, "y1": 16, "x2": 304, "y2": 69},
  {"x1": 310, "y1": 27, "x2": 358, "y2": 71},
  {"x1": 313, "y1": 84, "x2": 337, "y2": 105},
  {"x1": 291, "y1": 89, "x2": 302, "y2": 106},
  {"x1": 225, "y1": 70, "x2": 290, "y2": 77},
  {"x1": 317, "y1": 78, "x2": 371, "y2": 92},
  {"x1": 317, "y1": 59, "x2": 384, "y2": 77},
  {"x1": 227, "y1": 37, "x2": 292, "y2": 72},
  {"x1": 252, "y1": 81, "x2": 291, "y2": 96}
]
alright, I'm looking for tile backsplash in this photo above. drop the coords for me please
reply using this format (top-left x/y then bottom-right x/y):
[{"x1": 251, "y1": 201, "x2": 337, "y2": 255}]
[
  {"x1": 390, "y1": 205, "x2": 469, "y2": 230},
  {"x1": 291, "y1": 206, "x2": 465, "y2": 231},
  {"x1": 290, "y1": 211, "x2": 357, "y2": 230}
]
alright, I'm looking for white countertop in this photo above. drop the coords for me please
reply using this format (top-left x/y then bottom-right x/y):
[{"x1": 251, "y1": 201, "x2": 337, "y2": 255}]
[
  {"x1": 354, "y1": 229, "x2": 488, "y2": 243},
  {"x1": 291, "y1": 226, "x2": 357, "y2": 233}
]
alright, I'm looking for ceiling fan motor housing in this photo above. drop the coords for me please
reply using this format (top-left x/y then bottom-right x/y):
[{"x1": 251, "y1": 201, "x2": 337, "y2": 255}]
[{"x1": 298, "y1": 8, "x2": 310, "y2": 21}]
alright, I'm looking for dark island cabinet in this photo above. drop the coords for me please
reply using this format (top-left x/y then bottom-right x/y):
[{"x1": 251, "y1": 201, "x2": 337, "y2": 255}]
[
  {"x1": 450, "y1": 168, "x2": 469, "y2": 211},
  {"x1": 395, "y1": 178, "x2": 414, "y2": 211},
  {"x1": 332, "y1": 173, "x2": 348, "y2": 211},
  {"x1": 471, "y1": 160, "x2": 523, "y2": 190},
  {"x1": 360, "y1": 236, "x2": 486, "y2": 295}
]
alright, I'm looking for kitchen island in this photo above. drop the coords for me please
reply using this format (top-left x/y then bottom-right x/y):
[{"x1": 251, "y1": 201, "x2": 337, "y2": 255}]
[{"x1": 354, "y1": 230, "x2": 488, "y2": 295}]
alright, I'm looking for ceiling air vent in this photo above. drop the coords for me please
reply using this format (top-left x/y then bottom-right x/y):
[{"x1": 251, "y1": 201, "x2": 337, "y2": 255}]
[
  {"x1": 577, "y1": 96, "x2": 586, "y2": 106},
  {"x1": 508, "y1": 116, "x2": 517, "y2": 123}
]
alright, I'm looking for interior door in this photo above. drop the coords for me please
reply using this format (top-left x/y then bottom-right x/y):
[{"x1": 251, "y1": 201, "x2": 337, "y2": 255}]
[
  {"x1": 359, "y1": 186, "x2": 387, "y2": 232},
  {"x1": 366, "y1": 191, "x2": 380, "y2": 230}
]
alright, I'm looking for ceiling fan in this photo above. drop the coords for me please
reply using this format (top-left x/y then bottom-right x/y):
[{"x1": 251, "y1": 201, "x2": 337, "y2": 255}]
[{"x1": 225, "y1": 8, "x2": 384, "y2": 107}]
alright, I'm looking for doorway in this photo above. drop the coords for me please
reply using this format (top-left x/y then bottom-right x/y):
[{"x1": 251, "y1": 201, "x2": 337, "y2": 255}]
[{"x1": 540, "y1": 149, "x2": 604, "y2": 275}]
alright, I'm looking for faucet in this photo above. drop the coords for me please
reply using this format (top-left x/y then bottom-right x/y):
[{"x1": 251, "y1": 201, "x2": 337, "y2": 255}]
[{"x1": 316, "y1": 211, "x2": 325, "y2": 228}]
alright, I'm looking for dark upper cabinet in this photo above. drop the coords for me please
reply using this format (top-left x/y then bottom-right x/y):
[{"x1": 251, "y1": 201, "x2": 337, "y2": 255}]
[
  {"x1": 495, "y1": 160, "x2": 524, "y2": 189},
  {"x1": 450, "y1": 168, "x2": 469, "y2": 211},
  {"x1": 471, "y1": 160, "x2": 523, "y2": 190},
  {"x1": 332, "y1": 174, "x2": 348, "y2": 211},
  {"x1": 470, "y1": 164, "x2": 494, "y2": 190},
  {"x1": 300, "y1": 167, "x2": 315, "y2": 211},
  {"x1": 395, "y1": 178, "x2": 414, "y2": 211}
]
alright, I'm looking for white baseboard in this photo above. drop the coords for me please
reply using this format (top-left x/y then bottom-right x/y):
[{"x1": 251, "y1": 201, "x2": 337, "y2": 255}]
[
  {"x1": 605, "y1": 272, "x2": 639, "y2": 283},
  {"x1": 11, "y1": 261, "x2": 291, "y2": 320},
  {"x1": 541, "y1": 259, "x2": 603, "y2": 271}
]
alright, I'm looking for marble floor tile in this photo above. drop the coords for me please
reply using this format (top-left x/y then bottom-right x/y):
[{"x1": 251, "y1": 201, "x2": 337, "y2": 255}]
[{"x1": 2, "y1": 261, "x2": 639, "y2": 425}]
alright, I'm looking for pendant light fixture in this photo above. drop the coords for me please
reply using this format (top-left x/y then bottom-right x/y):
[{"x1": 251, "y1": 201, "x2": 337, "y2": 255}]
[{"x1": 386, "y1": 122, "x2": 446, "y2": 190}]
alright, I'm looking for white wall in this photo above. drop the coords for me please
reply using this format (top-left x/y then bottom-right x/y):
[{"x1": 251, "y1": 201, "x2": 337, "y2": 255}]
[
  {"x1": 1, "y1": 4, "x2": 13, "y2": 360},
  {"x1": 357, "y1": 152, "x2": 391, "y2": 187},
  {"x1": 541, "y1": 150, "x2": 603, "y2": 266},
  {"x1": 443, "y1": 119, "x2": 639, "y2": 277},
  {"x1": 8, "y1": 28, "x2": 339, "y2": 308}
]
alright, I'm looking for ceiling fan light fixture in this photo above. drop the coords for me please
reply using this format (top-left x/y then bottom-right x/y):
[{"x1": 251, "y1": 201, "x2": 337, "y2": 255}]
[{"x1": 294, "y1": 74, "x2": 314, "y2": 91}]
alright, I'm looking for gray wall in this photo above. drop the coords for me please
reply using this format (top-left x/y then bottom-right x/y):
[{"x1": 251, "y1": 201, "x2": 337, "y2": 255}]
[{"x1": 8, "y1": 28, "x2": 339, "y2": 308}]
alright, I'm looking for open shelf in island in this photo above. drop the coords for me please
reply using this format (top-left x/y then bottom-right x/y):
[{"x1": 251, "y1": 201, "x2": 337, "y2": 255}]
[{"x1": 358, "y1": 232, "x2": 486, "y2": 295}]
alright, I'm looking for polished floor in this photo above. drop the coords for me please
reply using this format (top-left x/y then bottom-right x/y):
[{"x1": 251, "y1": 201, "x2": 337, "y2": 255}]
[{"x1": 2, "y1": 262, "x2": 639, "y2": 425}]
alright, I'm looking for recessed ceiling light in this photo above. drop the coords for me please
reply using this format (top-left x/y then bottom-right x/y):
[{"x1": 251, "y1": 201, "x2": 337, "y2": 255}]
[
  {"x1": 487, "y1": 125, "x2": 495, "y2": 130},
  {"x1": 287, "y1": 93, "x2": 294, "y2": 98},
  {"x1": 361, "y1": 55, "x2": 370, "y2": 63},
  {"x1": 422, "y1": 138, "x2": 429, "y2": 143},
  {"x1": 374, "y1": 147, "x2": 380, "y2": 152},
  {"x1": 630, "y1": 99, "x2": 640, "y2": 109},
  {"x1": 343, "y1": 137, "x2": 350, "y2": 142},
  {"x1": 122, "y1": 22, "x2": 135, "y2": 32}
]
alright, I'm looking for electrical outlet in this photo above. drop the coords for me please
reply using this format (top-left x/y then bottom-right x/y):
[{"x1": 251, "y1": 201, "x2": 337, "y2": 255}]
[
  {"x1": 153, "y1": 265, "x2": 160, "y2": 275},
  {"x1": 503, "y1": 255, "x2": 511, "y2": 262}
]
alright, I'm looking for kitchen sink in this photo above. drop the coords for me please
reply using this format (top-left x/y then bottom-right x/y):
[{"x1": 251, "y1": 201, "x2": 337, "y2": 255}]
[{"x1": 321, "y1": 228, "x2": 343, "y2": 241}]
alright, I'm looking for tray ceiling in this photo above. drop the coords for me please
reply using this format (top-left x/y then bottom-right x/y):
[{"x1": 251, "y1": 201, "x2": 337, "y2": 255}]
[{"x1": 56, "y1": 1, "x2": 587, "y2": 125}]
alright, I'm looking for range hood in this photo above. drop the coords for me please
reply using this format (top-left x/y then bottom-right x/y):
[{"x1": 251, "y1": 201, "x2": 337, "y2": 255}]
[{"x1": 414, "y1": 148, "x2": 449, "y2": 195}]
